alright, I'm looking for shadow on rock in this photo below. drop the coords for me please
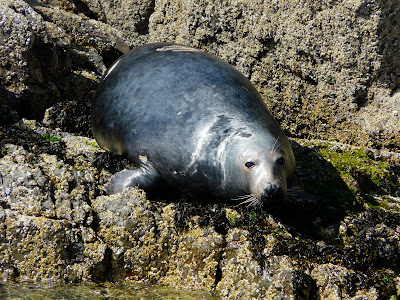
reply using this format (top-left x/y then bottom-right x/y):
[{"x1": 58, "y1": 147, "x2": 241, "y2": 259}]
[{"x1": 264, "y1": 140, "x2": 360, "y2": 241}]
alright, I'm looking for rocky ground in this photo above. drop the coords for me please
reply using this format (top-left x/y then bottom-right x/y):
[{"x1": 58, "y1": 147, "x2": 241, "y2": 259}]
[
  {"x1": 1, "y1": 116, "x2": 399, "y2": 299},
  {"x1": 1, "y1": 0, "x2": 400, "y2": 299}
]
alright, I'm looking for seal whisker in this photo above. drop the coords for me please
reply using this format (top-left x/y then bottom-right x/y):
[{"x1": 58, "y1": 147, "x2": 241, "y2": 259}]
[
  {"x1": 287, "y1": 186, "x2": 303, "y2": 195},
  {"x1": 245, "y1": 196, "x2": 262, "y2": 208},
  {"x1": 233, "y1": 194, "x2": 262, "y2": 208},
  {"x1": 271, "y1": 136, "x2": 280, "y2": 154},
  {"x1": 231, "y1": 194, "x2": 255, "y2": 201},
  {"x1": 235, "y1": 198, "x2": 254, "y2": 206}
]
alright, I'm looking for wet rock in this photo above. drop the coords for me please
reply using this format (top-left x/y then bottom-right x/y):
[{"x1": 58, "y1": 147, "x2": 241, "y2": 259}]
[
  {"x1": 0, "y1": 104, "x2": 19, "y2": 126},
  {"x1": 0, "y1": 120, "x2": 399, "y2": 298},
  {"x1": 0, "y1": 122, "x2": 109, "y2": 283},
  {"x1": 1, "y1": 209, "x2": 80, "y2": 282},
  {"x1": 42, "y1": 99, "x2": 92, "y2": 137},
  {"x1": 159, "y1": 215, "x2": 224, "y2": 290},
  {"x1": 145, "y1": 0, "x2": 400, "y2": 150},
  {"x1": 2, "y1": 0, "x2": 400, "y2": 150},
  {"x1": 341, "y1": 208, "x2": 400, "y2": 272},
  {"x1": 0, "y1": 121, "x2": 104, "y2": 225},
  {"x1": 91, "y1": 189, "x2": 163, "y2": 281},
  {"x1": 94, "y1": 0, "x2": 155, "y2": 44},
  {"x1": 92, "y1": 189, "x2": 226, "y2": 288}
]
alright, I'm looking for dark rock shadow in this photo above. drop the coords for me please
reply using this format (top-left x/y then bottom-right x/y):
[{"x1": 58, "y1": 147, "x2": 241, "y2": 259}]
[
  {"x1": 263, "y1": 140, "x2": 360, "y2": 241},
  {"x1": 44, "y1": 98, "x2": 93, "y2": 137}
]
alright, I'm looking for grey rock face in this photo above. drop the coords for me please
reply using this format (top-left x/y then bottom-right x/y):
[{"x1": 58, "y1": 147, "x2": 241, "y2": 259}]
[
  {"x1": 146, "y1": 0, "x2": 400, "y2": 150},
  {"x1": 0, "y1": 144, "x2": 55, "y2": 218},
  {"x1": 0, "y1": 0, "x2": 123, "y2": 120}
]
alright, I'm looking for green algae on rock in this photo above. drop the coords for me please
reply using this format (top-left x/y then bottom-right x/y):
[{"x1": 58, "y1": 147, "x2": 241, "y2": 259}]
[{"x1": 294, "y1": 139, "x2": 400, "y2": 209}]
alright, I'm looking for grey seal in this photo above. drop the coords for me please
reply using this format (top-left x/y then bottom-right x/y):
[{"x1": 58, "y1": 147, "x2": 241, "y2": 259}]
[{"x1": 92, "y1": 43, "x2": 295, "y2": 207}]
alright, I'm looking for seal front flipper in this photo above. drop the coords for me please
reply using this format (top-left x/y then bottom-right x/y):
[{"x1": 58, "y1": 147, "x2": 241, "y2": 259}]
[{"x1": 105, "y1": 167, "x2": 159, "y2": 194}]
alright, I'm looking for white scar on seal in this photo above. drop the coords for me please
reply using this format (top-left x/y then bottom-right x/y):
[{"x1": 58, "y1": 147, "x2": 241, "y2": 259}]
[
  {"x1": 216, "y1": 135, "x2": 232, "y2": 187},
  {"x1": 104, "y1": 57, "x2": 122, "y2": 79},
  {"x1": 187, "y1": 117, "x2": 218, "y2": 171},
  {"x1": 156, "y1": 45, "x2": 202, "y2": 52},
  {"x1": 216, "y1": 120, "x2": 245, "y2": 187}
]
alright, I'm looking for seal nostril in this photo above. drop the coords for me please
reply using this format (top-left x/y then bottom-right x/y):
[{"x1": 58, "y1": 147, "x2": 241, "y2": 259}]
[{"x1": 262, "y1": 184, "x2": 283, "y2": 200}]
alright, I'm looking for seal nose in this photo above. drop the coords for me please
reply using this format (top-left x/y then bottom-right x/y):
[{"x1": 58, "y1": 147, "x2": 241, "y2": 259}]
[{"x1": 261, "y1": 183, "x2": 283, "y2": 201}]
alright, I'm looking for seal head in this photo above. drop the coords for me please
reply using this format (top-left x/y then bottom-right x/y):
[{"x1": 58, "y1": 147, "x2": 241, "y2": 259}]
[{"x1": 225, "y1": 134, "x2": 293, "y2": 207}]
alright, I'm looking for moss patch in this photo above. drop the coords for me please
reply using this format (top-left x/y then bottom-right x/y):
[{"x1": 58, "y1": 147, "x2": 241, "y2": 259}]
[
  {"x1": 317, "y1": 144, "x2": 400, "y2": 203},
  {"x1": 293, "y1": 139, "x2": 400, "y2": 210},
  {"x1": 42, "y1": 133, "x2": 62, "y2": 143}
]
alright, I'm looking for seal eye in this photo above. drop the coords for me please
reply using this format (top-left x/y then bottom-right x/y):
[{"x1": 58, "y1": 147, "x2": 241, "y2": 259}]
[
  {"x1": 276, "y1": 157, "x2": 285, "y2": 165},
  {"x1": 245, "y1": 161, "x2": 255, "y2": 169}
]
